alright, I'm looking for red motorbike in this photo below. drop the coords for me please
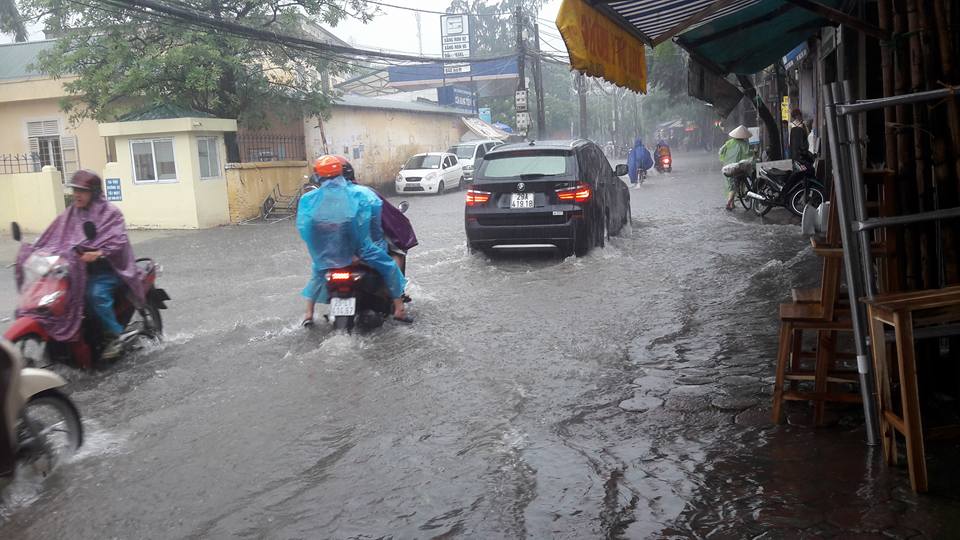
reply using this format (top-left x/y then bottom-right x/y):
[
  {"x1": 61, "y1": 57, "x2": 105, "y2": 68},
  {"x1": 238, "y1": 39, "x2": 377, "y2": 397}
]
[
  {"x1": 655, "y1": 148, "x2": 673, "y2": 174},
  {"x1": 4, "y1": 222, "x2": 169, "y2": 369}
]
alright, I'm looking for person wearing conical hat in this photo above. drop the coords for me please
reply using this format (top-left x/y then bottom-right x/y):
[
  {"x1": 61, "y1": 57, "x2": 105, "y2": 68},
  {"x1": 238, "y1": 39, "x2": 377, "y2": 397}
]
[{"x1": 719, "y1": 125, "x2": 752, "y2": 210}]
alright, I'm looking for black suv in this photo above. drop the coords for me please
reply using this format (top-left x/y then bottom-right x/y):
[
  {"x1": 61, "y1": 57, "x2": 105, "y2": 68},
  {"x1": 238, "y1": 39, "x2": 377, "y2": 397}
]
[{"x1": 464, "y1": 139, "x2": 631, "y2": 256}]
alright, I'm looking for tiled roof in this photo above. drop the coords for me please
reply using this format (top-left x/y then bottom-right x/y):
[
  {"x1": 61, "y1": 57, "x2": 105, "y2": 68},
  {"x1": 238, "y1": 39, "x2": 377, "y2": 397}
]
[{"x1": 0, "y1": 40, "x2": 56, "y2": 80}]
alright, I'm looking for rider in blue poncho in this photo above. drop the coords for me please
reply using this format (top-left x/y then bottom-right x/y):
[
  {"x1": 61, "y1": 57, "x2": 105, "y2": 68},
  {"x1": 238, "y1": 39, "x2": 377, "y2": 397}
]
[
  {"x1": 297, "y1": 156, "x2": 408, "y2": 325},
  {"x1": 627, "y1": 137, "x2": 653, "y2": 187}
]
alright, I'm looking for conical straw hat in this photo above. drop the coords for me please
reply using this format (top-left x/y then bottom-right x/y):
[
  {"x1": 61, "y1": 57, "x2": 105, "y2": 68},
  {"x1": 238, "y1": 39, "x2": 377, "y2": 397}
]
[{"x1": 729, "y1": 125, "x2": 751, "y2": 140}]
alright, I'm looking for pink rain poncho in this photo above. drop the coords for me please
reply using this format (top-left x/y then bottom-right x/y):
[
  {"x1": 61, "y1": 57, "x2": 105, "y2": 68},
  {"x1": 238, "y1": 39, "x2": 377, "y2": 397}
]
[{"x1": 15, "y1": 192, "x2": 144, "y2": 341}]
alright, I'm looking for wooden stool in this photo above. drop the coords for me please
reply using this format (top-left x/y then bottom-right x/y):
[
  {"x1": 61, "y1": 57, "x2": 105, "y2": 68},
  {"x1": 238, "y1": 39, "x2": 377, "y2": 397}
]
[{"x1": 864, "y1": 286, "x2": 960, "y2": 492}]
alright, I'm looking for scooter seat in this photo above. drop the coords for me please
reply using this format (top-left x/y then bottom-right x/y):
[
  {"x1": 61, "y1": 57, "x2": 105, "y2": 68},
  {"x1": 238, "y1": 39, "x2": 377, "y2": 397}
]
[{"x1": 762, "y1": 167, "x2": 792, "y2": 178}]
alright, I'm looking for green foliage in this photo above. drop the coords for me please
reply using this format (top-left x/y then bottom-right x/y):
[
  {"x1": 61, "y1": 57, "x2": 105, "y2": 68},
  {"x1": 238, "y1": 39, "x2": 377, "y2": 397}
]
[
  {"x1": 0, "y1": 0, "x2": 28, "y2": 41},
  {"x1": 19, "y1": 0, "x2": 372, "y2": 127}
]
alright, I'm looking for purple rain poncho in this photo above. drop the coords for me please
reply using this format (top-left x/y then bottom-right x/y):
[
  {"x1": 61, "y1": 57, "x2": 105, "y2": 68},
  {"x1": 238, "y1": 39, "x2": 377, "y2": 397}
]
[
  {"x1": 296, "y1": 176, "x2": 406, "y2": 304},
  {"x1": 15, "y1": 193, "x2": 144, "y2": 341}
]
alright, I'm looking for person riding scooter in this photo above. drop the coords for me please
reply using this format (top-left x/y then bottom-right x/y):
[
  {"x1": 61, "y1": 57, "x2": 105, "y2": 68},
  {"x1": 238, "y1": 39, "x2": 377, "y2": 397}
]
[
  {"x1": 14, "y1": 170, "x2": 145, "y2": 360},
  {"x1": 297, "y1": 156, "x2": 409, "y2": 326},
  {"x1": 654, "y1": 139, "x2": 672, "y2": 173}
]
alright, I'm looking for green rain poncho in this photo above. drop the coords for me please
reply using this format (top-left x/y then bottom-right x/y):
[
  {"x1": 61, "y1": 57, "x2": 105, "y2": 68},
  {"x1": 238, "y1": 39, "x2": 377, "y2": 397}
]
[{"x1": 718, "y1": 138, "x2": 752, "y2": 197}]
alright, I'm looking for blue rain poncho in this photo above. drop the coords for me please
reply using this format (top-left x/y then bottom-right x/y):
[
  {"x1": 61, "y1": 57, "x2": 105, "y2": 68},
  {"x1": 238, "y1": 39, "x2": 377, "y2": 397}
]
[
  {"x1": 297, "y1": 176, "x2": 406, "y2": 303},
  {"x1": 627, "y1": 137, "x2": 653, "y2": 183}
]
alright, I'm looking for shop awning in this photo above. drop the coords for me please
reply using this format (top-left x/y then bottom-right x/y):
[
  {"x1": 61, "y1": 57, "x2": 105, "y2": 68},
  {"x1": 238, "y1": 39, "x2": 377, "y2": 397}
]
[{"x1": 562, "y1": 0, "x2": 855, "y2": 76}]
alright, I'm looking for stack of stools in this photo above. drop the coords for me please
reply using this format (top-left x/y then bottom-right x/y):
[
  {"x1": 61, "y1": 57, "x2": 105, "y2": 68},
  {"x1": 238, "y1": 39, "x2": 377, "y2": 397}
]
[
  {"x1": 771, "y1": 171, "x2": 898, "y2": 425},
  {"x1": 771, "y1": 195, "x2": 858, "y2": 425}
]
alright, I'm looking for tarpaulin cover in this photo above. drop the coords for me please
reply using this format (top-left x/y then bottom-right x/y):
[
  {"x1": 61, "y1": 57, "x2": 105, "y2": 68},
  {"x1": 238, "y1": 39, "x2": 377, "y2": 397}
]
[
  {"x1": 688, "y1": 59, "x2": 743, "y2": 117},
  {"x1": 556, "y1": 0, "x2": 647, "y2": 93},
  {"x1": 15, "y1": 193, "x2": 144, "y2": 341},
  {"x1": 296, "y1": 176, "x2": 406, "y2": 302}
]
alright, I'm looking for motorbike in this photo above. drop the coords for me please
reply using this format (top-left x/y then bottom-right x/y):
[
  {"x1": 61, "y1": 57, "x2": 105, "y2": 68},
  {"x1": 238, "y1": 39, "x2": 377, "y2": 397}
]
[
  {"x1": 1, "y1": 339, "x2": 83, "y2": 481},
  {"x1": 654, "y1": 148, "x2": 672, "y2": 173},
  {"x1": 325, "y1": 202, "x2": 410, "y2": 332},
  {"x1": 747, "y1": 159, "x2": 826, "y2": 217},
  {"x1": 4, "y1": 221, "x2": 170, "y2": 369}
]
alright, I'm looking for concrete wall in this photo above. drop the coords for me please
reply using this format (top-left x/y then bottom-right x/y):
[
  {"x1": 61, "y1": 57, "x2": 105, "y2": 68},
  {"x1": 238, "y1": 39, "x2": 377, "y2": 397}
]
[
  {"x1": 306, "y1": 106, "x2": 466, "y2": 190},
  {"x1": 225, "y1": 161, "x2": 310, "y2": 223},
  {"x1": 0, "y1": 166, "x2": 65, "y2": 233},
  {"x1": 0, "y1": 77, "x2": 107, "y2": 176}
]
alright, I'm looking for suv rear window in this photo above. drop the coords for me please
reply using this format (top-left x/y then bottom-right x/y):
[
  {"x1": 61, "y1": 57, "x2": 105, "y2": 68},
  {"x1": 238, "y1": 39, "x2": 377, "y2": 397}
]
[{"x1": 477, "y1": 151, "x2": 574, "y2": 180}]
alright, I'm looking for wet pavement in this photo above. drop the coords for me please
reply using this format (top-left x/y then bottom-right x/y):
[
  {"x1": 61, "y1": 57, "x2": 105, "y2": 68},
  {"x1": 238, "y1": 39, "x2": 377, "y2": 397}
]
[{"x1": 1, "y1": 150, "x2": 958, "y2": 538}]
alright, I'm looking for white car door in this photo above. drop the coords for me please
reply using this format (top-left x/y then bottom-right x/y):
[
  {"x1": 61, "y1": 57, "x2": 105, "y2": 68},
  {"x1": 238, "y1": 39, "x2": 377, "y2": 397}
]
[{"x1": 447, "y1": 154, "x2": 462, "y2": 186}]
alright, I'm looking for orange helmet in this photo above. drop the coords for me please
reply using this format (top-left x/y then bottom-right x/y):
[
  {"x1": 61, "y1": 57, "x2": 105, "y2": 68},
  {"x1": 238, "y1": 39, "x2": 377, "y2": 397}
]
[
  {"x1": 331, "y1": 155, "x2": 356, "y2": 182},
  {"x1": 313, "y1": 155, "x2": 343, "y2": 179}
]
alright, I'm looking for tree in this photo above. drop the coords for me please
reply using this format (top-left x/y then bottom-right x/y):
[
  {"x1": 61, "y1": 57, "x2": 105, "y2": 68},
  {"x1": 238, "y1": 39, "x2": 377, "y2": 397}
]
[
  {"x1": 0, "y1": 0, "x2": 28, "y2": 41},
  {"x1": 18, "y1": 0, "x2": 373, "y2": 150}
]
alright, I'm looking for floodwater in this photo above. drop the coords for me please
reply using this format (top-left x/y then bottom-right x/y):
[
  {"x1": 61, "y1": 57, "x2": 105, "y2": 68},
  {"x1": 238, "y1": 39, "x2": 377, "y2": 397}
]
[{"x1": 1, "y1": 151, "x2": 958, "y2": 538}]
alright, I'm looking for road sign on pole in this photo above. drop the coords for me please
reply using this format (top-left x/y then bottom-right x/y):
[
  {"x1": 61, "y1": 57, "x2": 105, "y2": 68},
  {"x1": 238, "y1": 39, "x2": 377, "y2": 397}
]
[{"x1": 441, "y1": 14, "x2": 471, "y2": 76}]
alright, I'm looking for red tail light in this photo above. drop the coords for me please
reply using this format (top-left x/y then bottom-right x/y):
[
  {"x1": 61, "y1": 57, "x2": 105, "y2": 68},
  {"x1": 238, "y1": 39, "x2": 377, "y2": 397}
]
[
  {"x1": 327, "y1": 271, "x2": 352, "y2": 282},
  {"x1": 556, "y1": 183, "x2": 592, "y2": 203},
  {"x1": 466, "y1": 189, "x2": 492, "y2": 206}
]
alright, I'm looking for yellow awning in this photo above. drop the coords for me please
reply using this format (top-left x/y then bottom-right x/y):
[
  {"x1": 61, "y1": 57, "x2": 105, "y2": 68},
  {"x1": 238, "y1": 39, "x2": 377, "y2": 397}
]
[{"x1": 555, "y1": 0, "x2": 647, "y2": 93}]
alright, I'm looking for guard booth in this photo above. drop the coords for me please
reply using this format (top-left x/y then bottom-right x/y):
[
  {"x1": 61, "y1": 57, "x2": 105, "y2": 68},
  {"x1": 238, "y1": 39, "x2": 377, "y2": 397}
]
[{"x1": 98, "y1": 105, "x2": 236, "y2": 229}]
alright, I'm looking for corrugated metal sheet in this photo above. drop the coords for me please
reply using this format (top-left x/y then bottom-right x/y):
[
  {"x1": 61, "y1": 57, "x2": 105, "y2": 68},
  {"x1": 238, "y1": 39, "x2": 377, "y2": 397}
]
[
  {"x1": 606, "y1": 0, "x2": 761, "y2": 44},
  {"x1": 0, "y1": 40, "x2": 56, "y2": 80},
  {"x1": 335, "y1": 95, "x2": 469, "y2": 117}
]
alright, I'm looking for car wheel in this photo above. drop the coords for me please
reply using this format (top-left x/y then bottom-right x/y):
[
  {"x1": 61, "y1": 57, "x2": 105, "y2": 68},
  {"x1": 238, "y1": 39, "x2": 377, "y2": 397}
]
[
  {"x1": 574, "y1": 223, "x2": 592, "y2": 257},
  {"x1": 436, "y1": 180, "x2": 445, "y2": 195}
]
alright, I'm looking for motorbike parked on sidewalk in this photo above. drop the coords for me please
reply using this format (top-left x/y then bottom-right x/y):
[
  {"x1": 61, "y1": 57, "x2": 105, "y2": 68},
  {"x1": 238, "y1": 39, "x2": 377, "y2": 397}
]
[
  {"x1": 748, "y1": 159, "x2": 826, "y2": 217},
  {"x1": 722, "y1": 159, "x2": 756, "y2": 211},
  {"x1": 325, "y1": 201, "x2": 411, "y2": 332},
  {"x1": 4, "y1": 222, "x2": 169, "y2": 369},
  {"x1": 1, "y1": 339, "x2": 83, "y2": 482}
]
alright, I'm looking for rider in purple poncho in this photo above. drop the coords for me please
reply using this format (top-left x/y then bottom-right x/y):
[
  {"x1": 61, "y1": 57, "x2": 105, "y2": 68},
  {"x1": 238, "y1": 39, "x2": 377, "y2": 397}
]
[{"x1": 16, "y1": 170, "x2": 144, "y2": 359}]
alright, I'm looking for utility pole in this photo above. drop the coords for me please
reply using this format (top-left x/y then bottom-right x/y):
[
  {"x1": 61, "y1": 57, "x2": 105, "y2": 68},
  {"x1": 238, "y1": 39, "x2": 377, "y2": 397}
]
[
  {"x1": 515, "y1": 6, "x2": 528, "y2": 136},
  {"x1": 532, "y1": 23, "x2": 546, "y2": 140},
  {"x1": 577, "y1": 72, "x2": 587, "y2": 138}
]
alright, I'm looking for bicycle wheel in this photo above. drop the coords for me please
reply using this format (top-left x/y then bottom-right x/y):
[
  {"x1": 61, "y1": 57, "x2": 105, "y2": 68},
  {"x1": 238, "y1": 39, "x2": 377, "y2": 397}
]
[{"x1": 736, "y1": 177, "x2": 753, "y2": 211}]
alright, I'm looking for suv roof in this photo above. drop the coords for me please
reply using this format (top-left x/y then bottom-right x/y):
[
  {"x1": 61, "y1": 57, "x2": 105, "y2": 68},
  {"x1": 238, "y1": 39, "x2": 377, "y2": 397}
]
[{"x1": 487, "y1": 139, "x2": 592, "y2": 155}]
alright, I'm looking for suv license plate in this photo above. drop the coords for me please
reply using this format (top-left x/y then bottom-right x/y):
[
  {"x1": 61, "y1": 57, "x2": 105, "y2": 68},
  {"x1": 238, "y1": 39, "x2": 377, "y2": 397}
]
[
  {"x1": 510, "y1": 193, "x2": 535, "y2": 209},
  {"x1": 330, "y1": 297, "x2": 356, "y2": 317}
]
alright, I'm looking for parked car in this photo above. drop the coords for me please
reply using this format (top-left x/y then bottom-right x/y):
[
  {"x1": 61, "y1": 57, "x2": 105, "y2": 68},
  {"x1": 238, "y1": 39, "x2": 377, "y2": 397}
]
[
  {"x1": 395, "y1": 152, "x2": 465, "y2": 195},
  {"x1": 447, "y1": 140, "x2": 504, "y2": 182},
  {"x1": 464, "y1": 139, "x2": 631, "y2": 256}
]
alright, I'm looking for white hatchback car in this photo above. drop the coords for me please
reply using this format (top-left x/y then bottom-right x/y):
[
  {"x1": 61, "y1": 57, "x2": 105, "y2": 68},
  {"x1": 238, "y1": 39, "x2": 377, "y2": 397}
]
[{"x1": 395, "y1": 152, "x2": 464, "y2": 195}]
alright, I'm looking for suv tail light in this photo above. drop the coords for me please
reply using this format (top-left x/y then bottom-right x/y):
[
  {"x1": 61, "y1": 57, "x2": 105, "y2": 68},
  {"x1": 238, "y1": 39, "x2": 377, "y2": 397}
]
[
  {"x1": 556, "y1": 184, "x2": 592, "y2": 203},
  {"x1": 466, "y1": 189, "x2": 492, "y2": 206}
]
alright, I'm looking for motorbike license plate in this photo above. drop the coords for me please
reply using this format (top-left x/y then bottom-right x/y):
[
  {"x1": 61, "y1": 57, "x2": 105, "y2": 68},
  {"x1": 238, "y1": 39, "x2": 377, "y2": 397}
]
[
  {"x1": 510, "y1": 193, "x2": 535, "y2": 209},
  {"x1": 330, "y1": 297, "x2": 356, "y2": 317}
]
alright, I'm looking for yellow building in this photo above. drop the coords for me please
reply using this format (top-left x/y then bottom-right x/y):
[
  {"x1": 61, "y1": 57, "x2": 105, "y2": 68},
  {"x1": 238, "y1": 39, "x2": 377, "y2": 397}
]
[
  {"x1": 98, "y1": 106, "x2": 236, "y2": 229},
  {"x1": 0, "y1": 40, "x2": 107, "y2": 178}
]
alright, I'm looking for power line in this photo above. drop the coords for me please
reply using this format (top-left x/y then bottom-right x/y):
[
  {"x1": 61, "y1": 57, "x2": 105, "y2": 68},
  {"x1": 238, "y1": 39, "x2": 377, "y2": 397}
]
[
  {"x1": 99, "y1": 0, "x2": 518, "y2": 64},
  {"x1": 362, "y1": 0, "x2": 508, "y2": 18}
]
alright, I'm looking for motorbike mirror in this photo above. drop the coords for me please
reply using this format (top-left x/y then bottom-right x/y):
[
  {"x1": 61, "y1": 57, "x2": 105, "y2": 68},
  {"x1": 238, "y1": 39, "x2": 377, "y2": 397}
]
[
  {"x1": 614, "y1": 164, "x2": 629, "y2": 177},
  {"x1": 11, "y1": 222, "x2": 21, "y2": 242},
  {"x1": 83, "y1": 221, "x2": 97, "y2": 241},
  {"x1": 398, "y1": 201, "x2": 409, "y2": 214}
]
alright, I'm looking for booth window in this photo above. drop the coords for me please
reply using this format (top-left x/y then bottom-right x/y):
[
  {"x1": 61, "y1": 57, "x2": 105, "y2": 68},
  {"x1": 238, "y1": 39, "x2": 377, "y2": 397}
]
[
  {"x1": 197, "y1": 137, "x2": 221, "y2": 179},
  {"x1": 131, "y1": 139, "x2": 177, "y2": 183}
]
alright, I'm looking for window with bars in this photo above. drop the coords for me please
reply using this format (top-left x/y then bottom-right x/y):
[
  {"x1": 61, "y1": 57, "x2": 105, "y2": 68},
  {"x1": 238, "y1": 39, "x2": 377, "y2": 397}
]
[
  {"x1": 131, "y1": 139, "x2": 178, "y2": 183},
  {"x1": 26, "y1": 120, "x2": 79, "y2": 179}
]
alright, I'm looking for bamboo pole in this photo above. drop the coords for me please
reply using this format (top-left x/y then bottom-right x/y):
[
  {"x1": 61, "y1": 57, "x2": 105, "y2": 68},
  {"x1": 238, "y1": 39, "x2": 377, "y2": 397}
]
[
  {"x1": 932, "y1": 0, "x2": 960, "y2": 284},
  {"x1": 878, "y1": 0, "x2": 897, "y2": 171},
  {"x1": 893, "y1": 0, "x2": 919, "y2": 289}
]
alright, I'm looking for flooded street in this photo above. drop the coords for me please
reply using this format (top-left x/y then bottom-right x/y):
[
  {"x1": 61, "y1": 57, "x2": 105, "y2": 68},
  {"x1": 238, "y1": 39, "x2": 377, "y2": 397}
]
[{"x1": 2, "y1": 151, "x2": 958, "y2": 538}]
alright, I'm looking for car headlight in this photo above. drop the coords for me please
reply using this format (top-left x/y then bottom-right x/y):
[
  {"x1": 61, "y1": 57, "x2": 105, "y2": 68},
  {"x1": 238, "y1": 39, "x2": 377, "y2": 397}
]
[
  {"x1": 464, "y1": 165, "x2": 474, "y2": 171},
  {"x1": 396, "y1": 174, "x2": 403, "y2": 182},
  {"x1": 425, "y1": 172, "x2": 439, "y2": 181}
]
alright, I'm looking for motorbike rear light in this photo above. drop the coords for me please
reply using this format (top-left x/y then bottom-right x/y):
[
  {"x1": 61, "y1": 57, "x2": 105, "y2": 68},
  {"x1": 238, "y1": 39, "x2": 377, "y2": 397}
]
[
  {"x1": 466, "y1": 189, "x2": 491, "y2": 206},
  {"x1": 556, "y1": 184, "x2": 592, "y2": 203},
  {"x1": 662, "y1": 157, "x2": 671, "y2": 164},
  {"x1": 328, "y1": 271, "x2": 353, "y2": 282}
]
